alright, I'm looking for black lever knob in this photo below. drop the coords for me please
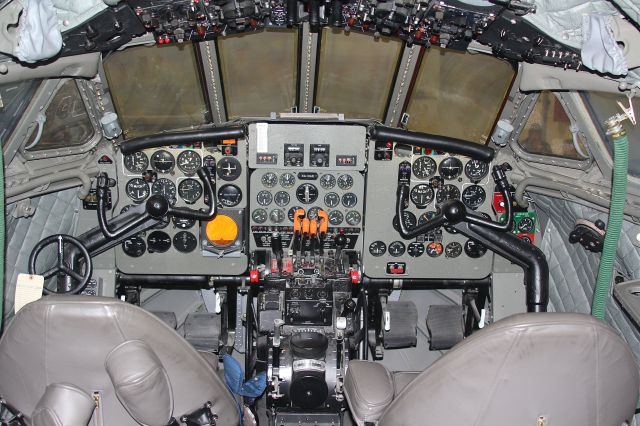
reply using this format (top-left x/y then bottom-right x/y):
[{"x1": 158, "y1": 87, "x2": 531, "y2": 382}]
[
  {"x1": 146, "y1": 195, "x2": 170, "y2": 219},
  {"x1": 271, "y1": 232, "x2": 283, "y2": 259},
  {"x1": 341, "y1": 298, "x2": 356, "y2": 316}
]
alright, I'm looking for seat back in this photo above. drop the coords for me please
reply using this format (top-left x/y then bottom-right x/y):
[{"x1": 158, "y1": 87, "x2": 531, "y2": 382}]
[
  {"x1": 380, "y1": 313, "x2": 639, "y2": 426},
  {"x1": 0, "y1": 296, "x2": 239, "y2": 425}
]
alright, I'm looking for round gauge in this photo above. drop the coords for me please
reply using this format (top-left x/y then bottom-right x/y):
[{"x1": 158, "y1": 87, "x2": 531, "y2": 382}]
[
  {"x1": 178, "y1": 178, "x2": 203, "y2": 204},
  {"x1": 341, "y1": 193, "x2": 358, "y2": 208},
  {"x1": 412, "y1": 156, "x2": 437, "y2": 179},
  {"x1": 394, "y1": 211, "x2": 417, "y2": 232},
  {"x1": 388, "y1": 241, "x2": 406, "y2": 257},
  {"x1": 124, "y1": 152, "x2": 149, "y2": 174},
  {"x1": 462, "y1": 185, "x2": 486, "y2": 210},
  {"x1": 328, "y1": 210, "x2": 344, "y2": 225},
  {"x1": 151, "y1": 178, "x2": 177, "y2": 205},
  {"x1": 436, "y1": 184, "x2": 461, "y2": 203},
  {"x1": 150, "y1": 150, "x2": 175, "y2": 174},
  {"x1": 296, "y1": 183, "x2": 318, "y2": 204},
  {"x1": 430, "y1": 176, "x2": 444, "y2": 189},
  {"x1": 438, "y1": 157, "x2": 464, "y2": 180},
  {"x1": 122, "y1": 236, "x2": 146, "y2": 257},
  {"x1": 465, "y1": 159, "x2": 490, "y2": 181},
  {"x1": 280, "y1": 173, "x2": 296, "y2": 188},
  {"x1": 256, "y1": 190, "x2": 273, "y2": 206},
  {"x1": 337, "y1": 174, "x2": 354, "y2": 190},
  {"x1": 445, "y1": 241, "x2": 463, "y2": 258},
  {"x1": 217, "y1": 184, "x2": 242, "y2": 207},
  {"x1": 261, "y1": 172, "x2": 278, "y2": 188},
  {"x1": 125, "y1": 178, "x2": 150, "y2": 203},
  {"x1": 408, "y1": 242, "x2": 425, "y2": 258},
  {"x1": 346, "y1": 211, "x2": 361, "y2": 226},
  {"x1": 252, "y1": 208, "x2": 268, "y2": 223},
  {"x1": 176, "y1": 150, "x2": 202, "y2": 175},
  {"x1": 154, "y1": 217, "x2": 170, "y2": 230},
  {"x1": 216, "y1": 157, "x2": 242, "y2": 181},
  {"x1": 410, "y1": 184, "x2": 435, "y2": 208},
  {"x1": 426, "y1": 242, "x2": 444, "y2": 258},
  {"x1": 369, "y1": 241, "x2": 387, "y2": 257},
  {"x1": 147, "y1": 231, "x2": 172, "y2": 253},
  {"x1": 518, "y1": 217, "x2": 535, "y2": 233},
  {"x1": 120, "y1": 204, "x2": 134, "y2": 214},
  {"x1": 324, "y1": 192, "x2": 340, "y2": 208},
  {"x1": 173, "y1": 231, "x2": 197, "y2": 253},
  {"x1": 172, "y1": 216, "x2": 195, "y2": 229},
  {"x1": 307, "y1": 207, "x2": 320, "y2": 221},
  {"x1": 288, "y1": 206, "x2": 303, "y2": 222},
  {"x1": 418, "y1": 210, "x2": 438, "y2": 225},
  {"x1": 320, "y1": 174, "x2": 336, "y2": 189},
  {"x1": 274, "y1": 191, "x2": 290, "y2": 207},
  {"x1": 270, "y1": 209, "x2": 286, "y2": 223},
  {"x1": 464, "y1": 239, "x2": 487, "y2": 258}
]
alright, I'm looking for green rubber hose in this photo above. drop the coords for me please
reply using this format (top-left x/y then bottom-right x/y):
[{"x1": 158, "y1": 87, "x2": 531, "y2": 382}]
[{"x1": 592, "y1": 128, "x2": 629, "y2": 320}]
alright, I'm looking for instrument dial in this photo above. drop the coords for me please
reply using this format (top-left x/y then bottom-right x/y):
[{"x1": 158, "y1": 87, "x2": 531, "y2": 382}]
[
  {"x1": 256, "y1": 190, "x2": 273, "y2": 206},
  {"x1": 270, "y1": 209, "x2": 286, "y2": 223},
  {"x1": 410, "y1": 184, "x2": 435, "y2": 208},
  {"x1": 125, "y1": 178, "x2": 150, "y2": 203},
  {"x1": 394, "y1": 211, "x2": 417, "y2": 232},
  {"x1": 369, "y1": 241, "x2": 387, "y2": 257},
  {"x1": 252, "y1": 208, "x2": 268, "y2": 223},
  {"x1": 462, "y1": 185, "x2": 486, "y2": 210},
  {"x1": 438, "y1": 157, "x2": 463, "y2": 180},
  {"x1": 288, "y1": 206, "x2": 303, "y2": 222},
  {"x1": 176, "y1": 150, "x2": 202, "y2": 175},
  {"x1": 120, "y1": 204, "x2": 134, "y2": 214},
  {"x1": 337, "y1": 174, "x2": 353, "y2": 190},
  {"x1": 280, "y1": 173, "x2": 296, "y2": 188},
  {"x1": 320, "y1": 174, "x2": 336, "y2": 189},
  {"x1": 274, "y1": 191, "x2": 290, "y2": 207},
  {"x1": 328, "y1": 210, "x2": 344, "y2": 225},
  {"x1": 124, "y1": 152, "x2": 149, "y2": 174},
  {"x1": 418, "y1": 210, "x2": 438, "y2": 225},
  {"x1": 217, "y1": 184, "x2": 242, "y2": 207},
  {"x1": 436, "y1": 184, "x2": 461, "y2": 203},
  {"x1": 518, "y1": 217, "x2": 535, "y2": 233},
  {"x1": 296, "y1": 183, "x2": 318, "y2": 204},
  {"x1": 324, "y1": 192, "x2": 340, "y2": 208},
  {"x1": 388, "y1": 241, "x2": 406, "y2": 257},
  {"x1": 151, "y1": 178, "x2": 177, "y2": 205},
  {"x1": 150, "y1": 150, "x2": 175, "y2": 174},
  {"x1": 216, "y1": 157, "x2": 242, "y2": 181},
  {"x1": 445, "y1": 242, "x2": 463, "y2": 258},
  {"x1": 408, "y1": 242, "x2": 425, "y2": 257},
  {"x1": 412, "y1": 156, "x2": 437, "y2": 179},
  {"x1": 147, "y1": 231, "x2": 172, "y2": 253},
  {"x1": 464, "y1": 159, "x2": 490, "y2": 181},
  {"x1": 307, "y1": 207, "x2": 320, "y2": 220},
  {"x1": 426, "y1": 242, "x2": 444, "y2": 257},
  {"x1": 464, "y1": 239, "x2": 487, "y2": 258},
  {"x1": 345, "y1": 211, "x2": 361, "y2": 226},
  {"x1": 172, "y1": 216, "x2": 195, "y2": 229},
  {"x1": 122, "y1": 236, "x2": 146, "y2": 257},
  {"x1": 261, "y1": 172, "x2": 278, "y2": 188},
  {"x1": 341, "y1": 192, "x2": 358, "y2": 208},
  {"x1": 173, "y1": 231, "x2": 197, "y2": 253},
  {"x1": 178, "y1": 178, "x2": 203, "y2": 204}
]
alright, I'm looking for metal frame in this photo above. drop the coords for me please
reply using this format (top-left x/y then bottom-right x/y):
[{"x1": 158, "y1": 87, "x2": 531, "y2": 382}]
[
  {"x1": 198, "y1": 40, "x2": 228, "y2": 124},
  {"x1": 299, "y1": 23, "x2": 319, "y2": 114},
  {"x1": 384, "y1": 44, "x2": 420, "y2": 127}
]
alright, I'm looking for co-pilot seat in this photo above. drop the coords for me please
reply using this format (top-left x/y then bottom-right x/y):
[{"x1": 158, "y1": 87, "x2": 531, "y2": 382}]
[
  {"x1": 344, "y1": 313, "x2": 640, "y2": 426},
  {"x1": 0, "y1": 296, "x2": 239, "y2": 425}
]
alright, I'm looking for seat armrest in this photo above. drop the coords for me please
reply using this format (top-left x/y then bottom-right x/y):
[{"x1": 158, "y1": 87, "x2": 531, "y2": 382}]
[{"x1": 344, "y1": 361, "x2": 394, "y2": 425}]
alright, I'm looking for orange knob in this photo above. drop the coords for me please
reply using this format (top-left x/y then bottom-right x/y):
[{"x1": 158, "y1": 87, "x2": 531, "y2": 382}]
[
  {"x1": 302, "y1": 218, "x2": 310, "y2": 235},
  {"x1": 317, "y1": 210, "x2": 328, "y2": 236},
  {"x1": 309, "y1": 219, "x2": 318, "y2": 238},
  {"x1": 205, "y1": 214, "x2": 238, "y2": 247},
  {"x1": 293, "y1": 208, "x2": 305, "y2": 234}
]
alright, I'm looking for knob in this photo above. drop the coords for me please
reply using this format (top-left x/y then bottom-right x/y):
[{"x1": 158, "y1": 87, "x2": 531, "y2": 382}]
[
  {"x1": 315, "y1": 155, "x2": 325, "y2": 166},
  {"x1": 335, "y1": 234, "x2": 347, "y2": 248}
]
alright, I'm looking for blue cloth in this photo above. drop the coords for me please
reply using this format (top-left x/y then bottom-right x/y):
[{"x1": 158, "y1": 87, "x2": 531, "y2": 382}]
[{"x1": 223, "y1": 354, "x2": 267, "y2": 425}]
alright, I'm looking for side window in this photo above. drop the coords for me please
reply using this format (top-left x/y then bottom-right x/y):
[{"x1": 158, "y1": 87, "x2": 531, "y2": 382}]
[
  {"x1": 25, "y1": 80, "x2": 95, "y2": 151},
  {"x1": 519, "y1": 91, "x2": 587, "y2": 160}
]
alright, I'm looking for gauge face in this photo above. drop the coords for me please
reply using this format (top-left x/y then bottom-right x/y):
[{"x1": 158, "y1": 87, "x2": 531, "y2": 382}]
[
  {"x1": 445, "y1": 241, "x2": 463, "y2": 258},
  {"x1": 337, "y1": 174, "x2": 353, "y2": 190},
  {"x1": 150, "y1": 150, "x2": 175, "y2": 174},
  {"x1": 426, "y1": 242, "x2": 444, "y2": 257},
  {"x1": 388, "y1": 241, "x2": 406, "y2": 257},
  {"x1": 125, "y1": 178, "x2": 150, "y2": 203},
  {"x1": 394, "y1": 211, "x2": 417, "y2": 233},
  {"x1": 412, "y1": 156, "x2": 437, "y2": 179},
  {"x1": 147, "y1": 231, "x2": 171, "y2": 253},
  {"x1": 252, "y1": 208, "x2": 267, "y2": 223},
  {"x1": 418, "y1": 210, "x2": 438, "y2": 225},
  {"x1": 178, "y1": 178, "x2": 203, "y2": 204},
  {"x1": 173, "y1": 231, "x2": 197, "y2": 253},
  {"x1": 217, "y1": 184, "x2": 242, "y2": 207},
  {"x1": 341, "y1": 192, "x2": 358, "y2": 208},
  {"x1": 261, "y1": 172, "x2": 278, "y2": 188},
  {"x1": 274, "y1": 191, "x2": 290, "y2": 207},
  {"x1": 438, "y1": 157, "x2": 464, "y2": 180},
  {"x1": 328, "y1": 210, "x2": 344, "y2": 225},
  {"x1": 256, "y1": 190, "x2": 273, "y2": 206},
  {"x1": 296, "y1": 183, "x2": 318, "y2": 204},
  {"x1": 320, "y1": 174, "x2": 336, "y2": 190},
  {"x1": 120, "y1": 204, "x2": 135, "y2": 214},
  {"x1": 410, "y1": 184, "x2": 435, "y2": 208},
  {"x1": 172, "y1": 216, "x2": 195, "y2": 229},
  {"x1": 307, "y1": 206, "x2": 320, "y2": 221},
  {"x1": 345, "y1": 211, "x2": 361, "y2": 226},
  {"x1": 122, "y1": 236, "x2": 146, "y2": 257},
  {"x1": 465, "y1": 159, "x2": 490, "y2": 181},
  {"x1": 324, "y1": 192, "x2": 340, "y2": 208},
  {"x1": 288, "y1": 206, "x2": 303, "y2": 222},
  {"x1": 436, "y1": 184, "x2": 461, "y2": 203},
  {"x1": 216, "y1": 157, "x2": 242, "y2": 181},
  {"x1": 270, "y1": 209, "x2": 286, "y2": 223},
  {"x1": 518, "y1": 217, "x2": 535, "y2": 233},
  {"x1": 151, "y1": 178, "x2": 177, "y2": 205},
  {"x1": 462, "y1": 185, "x2": 486, "y2": 210},
  {"x1": 124, "y1": 152, "x2": 149, "y2": 174},
  {"x1": 176, "y1": 150, "x2": 202, "y2": 175},
  {"x1": 369, "y1": 241, "x2": 387, "y2": 257},
  {"x1": 464, "y1": 239, "x2": 487, "y2": 258},
  {"x1": 408, "y1": 242, "x2": 425, "y2": 258},
  {"x1": 280, "y1": 173, "x2": 296, "y2": 188}
]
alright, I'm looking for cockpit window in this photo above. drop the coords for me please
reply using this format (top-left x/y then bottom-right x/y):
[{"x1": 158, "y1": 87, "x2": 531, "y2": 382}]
[
  {"x1": 25, "y1": 80, "x2": 95, "y2": 151},
  {"x1": 519, "y1": 91, "x2": 588, "y2": 160},
  {"x1": 103, "y1": 44, "x2": 210, "y2": 139},
  {"x1": 584, "y1": 92, "x2": 640, "y2": 175},
  {"x1": 0, "y1": 80, "x2": 39, "y2": 145},
  {"x1": 314, "y1": 29, "x2": 403, "y2": 120},
  {"x1": 217, "y1": 29, "x2": 299, "y2": 118},
  {"x1": 403, "y1": 48, "x2": 514, "y2": 144}
]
